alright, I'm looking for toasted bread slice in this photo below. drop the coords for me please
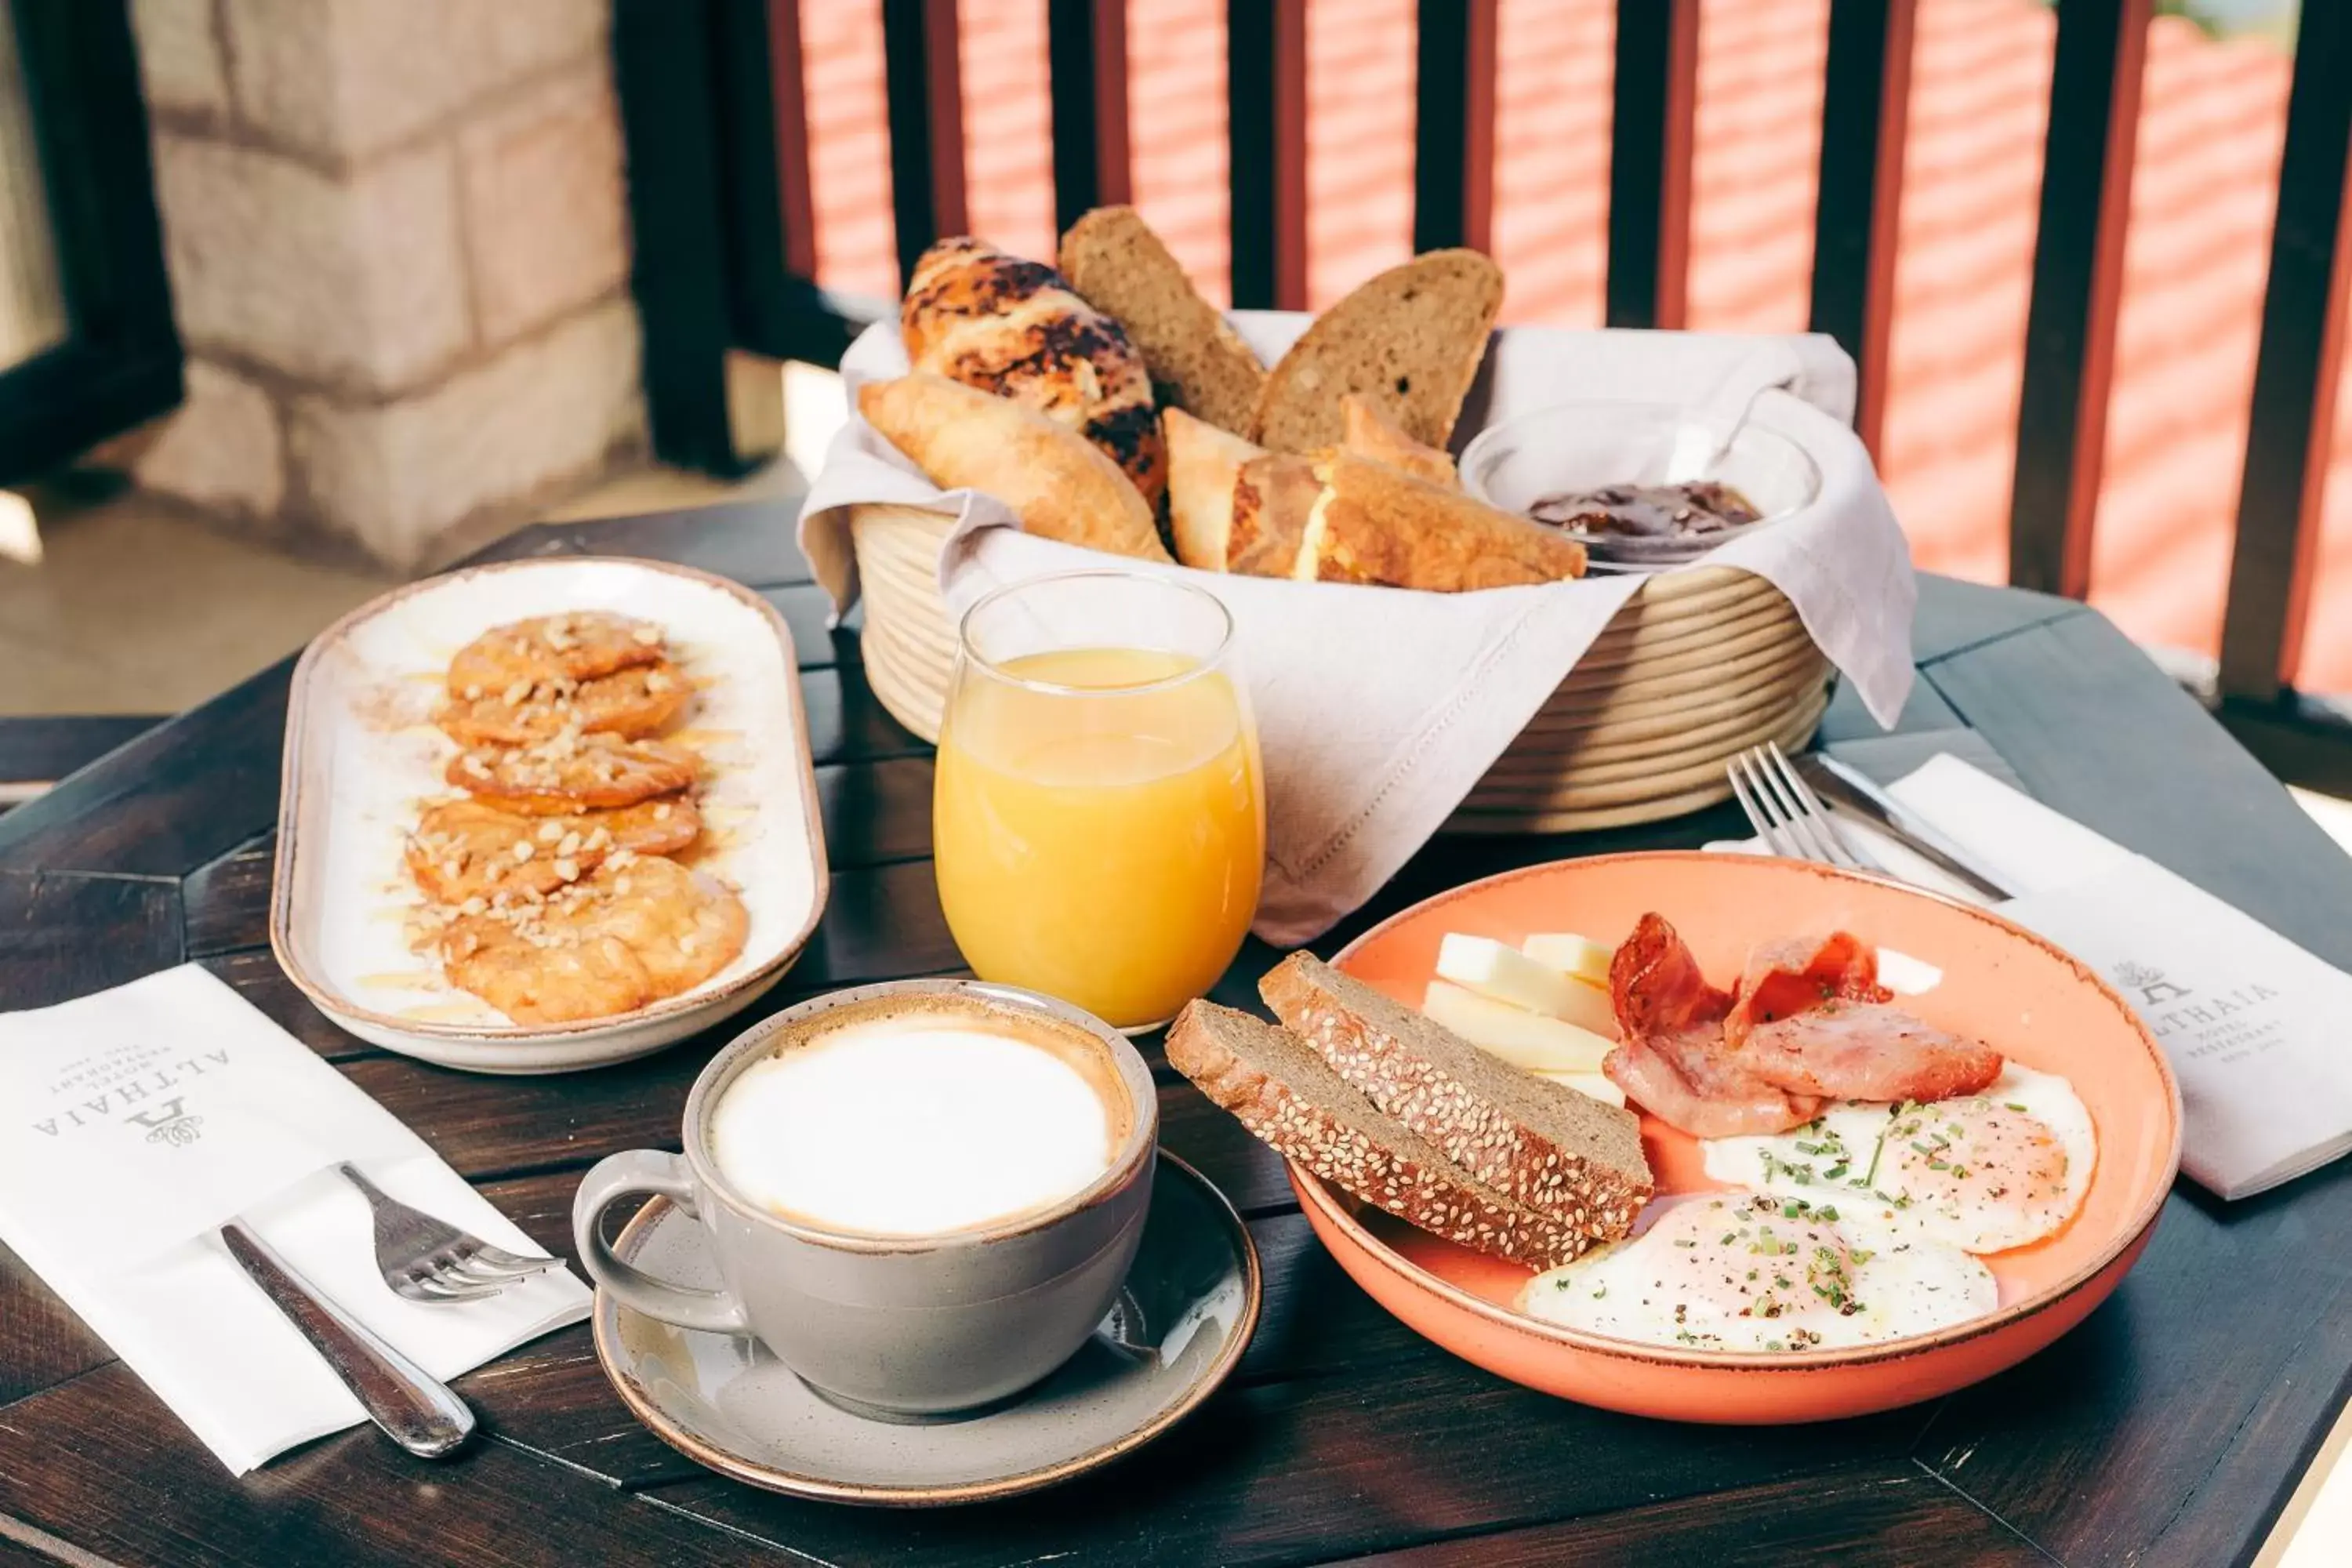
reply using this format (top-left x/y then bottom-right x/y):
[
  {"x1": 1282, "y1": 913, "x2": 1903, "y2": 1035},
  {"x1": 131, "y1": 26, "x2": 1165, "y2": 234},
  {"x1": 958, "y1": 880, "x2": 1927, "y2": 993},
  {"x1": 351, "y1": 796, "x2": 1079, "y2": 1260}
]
[
  {"x1": 1255, "y1": 250, "x2": 1503, "y2": 453},
  {"x1": 1341, "y1": 393, "x2": 1457, "y2": 487},
  {"x1": 858, "y1": 373, "x2": 1168, "y2": 562},
  {"x1": 1260, "y1": 953, "x2": 1650, "y2": 1238},
  {"x1": 1167, "y1": 1001, "x2": 1595, "y2": 1268},
  {"x1": 1290, "y1": 452, "x2": 1586, "y2": 590},
  {"x1": 1061, "y1": 205, "x2": 1267, "y2": 434}
]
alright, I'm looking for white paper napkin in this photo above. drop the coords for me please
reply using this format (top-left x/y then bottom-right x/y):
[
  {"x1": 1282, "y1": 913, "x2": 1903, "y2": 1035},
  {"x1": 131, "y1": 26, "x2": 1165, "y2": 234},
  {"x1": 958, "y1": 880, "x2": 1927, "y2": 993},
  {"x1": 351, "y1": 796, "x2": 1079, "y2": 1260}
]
[
  {"x1": 0, "y1": 966, "x2": 590, "y2": 1473},
  {"x1": 1717, "y1": 753, "x2": 2352, "y2": 1199},
  {"x1": 800, "y1": 314, "x2": 1918, "y2": 943}
]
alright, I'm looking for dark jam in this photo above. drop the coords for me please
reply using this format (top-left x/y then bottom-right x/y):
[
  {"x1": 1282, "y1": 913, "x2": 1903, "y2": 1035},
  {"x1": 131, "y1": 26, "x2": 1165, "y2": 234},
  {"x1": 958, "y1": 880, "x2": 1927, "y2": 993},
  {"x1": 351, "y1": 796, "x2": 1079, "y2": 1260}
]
[{"x1": 1528, "y1": 480, "x2": 1763, "y2": 540}]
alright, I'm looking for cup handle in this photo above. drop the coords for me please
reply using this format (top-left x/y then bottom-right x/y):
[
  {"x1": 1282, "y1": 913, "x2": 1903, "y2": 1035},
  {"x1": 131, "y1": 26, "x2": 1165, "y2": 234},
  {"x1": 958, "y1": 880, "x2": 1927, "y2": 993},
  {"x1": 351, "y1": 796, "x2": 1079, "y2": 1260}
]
[{"x1": 572, "y1": 1149, "x2": 751, "y2": 1335}]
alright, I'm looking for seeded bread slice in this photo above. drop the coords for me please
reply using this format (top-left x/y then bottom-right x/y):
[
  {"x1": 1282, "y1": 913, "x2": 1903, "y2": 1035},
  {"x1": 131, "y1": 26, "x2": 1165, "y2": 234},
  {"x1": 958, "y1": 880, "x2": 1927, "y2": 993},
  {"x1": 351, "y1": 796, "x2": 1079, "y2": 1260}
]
[
  {"x1": 1060, "y1": 205, "x2": 1267, "y2": 435},
  {"x1": 1167, "y1": 1001, "x2": 1592, "y2": 1269},
  {"x1": 1261, "y1": 953, "x2": 1650, "y2": 1239}
]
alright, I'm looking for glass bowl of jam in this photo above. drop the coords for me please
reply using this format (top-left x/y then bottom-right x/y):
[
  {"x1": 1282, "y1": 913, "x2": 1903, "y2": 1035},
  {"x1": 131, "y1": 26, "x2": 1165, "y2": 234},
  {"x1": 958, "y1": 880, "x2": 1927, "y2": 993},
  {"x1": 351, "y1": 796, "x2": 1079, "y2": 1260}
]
[{"x1": 1458, "y1": 401, "x2": 1822, "y2": 569}]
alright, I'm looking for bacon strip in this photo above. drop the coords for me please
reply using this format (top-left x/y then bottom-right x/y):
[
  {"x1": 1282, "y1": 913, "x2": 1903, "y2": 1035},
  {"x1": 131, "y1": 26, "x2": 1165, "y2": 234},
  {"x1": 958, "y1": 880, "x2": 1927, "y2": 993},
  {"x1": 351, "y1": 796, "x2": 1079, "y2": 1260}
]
[
  {"x1": 1603, "y1": 916, "x2": 2003, "y2": 1135},
  {"x1": 1603, "y1": 915, "x2": 1821, "y2": 1137},
  {"x1": 1737, "y1": 1001, "x2": 2003, "y2": 1102},
  {"x1": 1722, "y1": 930, "x2": 1889, "y2": 1050}
]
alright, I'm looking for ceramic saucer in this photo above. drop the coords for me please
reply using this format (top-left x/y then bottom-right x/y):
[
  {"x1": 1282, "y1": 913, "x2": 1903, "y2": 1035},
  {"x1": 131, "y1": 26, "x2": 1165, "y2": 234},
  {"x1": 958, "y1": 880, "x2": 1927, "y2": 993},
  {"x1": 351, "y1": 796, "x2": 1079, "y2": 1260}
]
[{"x1": 590, "y1": 1150, "x2": 1261, "y2": 1505}]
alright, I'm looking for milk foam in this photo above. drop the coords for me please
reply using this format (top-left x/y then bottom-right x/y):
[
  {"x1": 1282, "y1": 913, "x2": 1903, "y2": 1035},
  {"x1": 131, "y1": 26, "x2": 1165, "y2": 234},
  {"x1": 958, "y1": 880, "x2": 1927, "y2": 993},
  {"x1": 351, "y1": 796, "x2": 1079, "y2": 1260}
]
[{"x1": 709, "y1": 1012, "x2": 1116, "y2": 1235}]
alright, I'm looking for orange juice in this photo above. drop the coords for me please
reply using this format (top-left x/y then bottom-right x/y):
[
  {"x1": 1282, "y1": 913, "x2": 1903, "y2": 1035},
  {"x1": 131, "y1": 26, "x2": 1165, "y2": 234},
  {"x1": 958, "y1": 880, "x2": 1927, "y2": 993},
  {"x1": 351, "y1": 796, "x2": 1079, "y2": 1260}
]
[{"x1": 933, "y1": 646, "x2": 1265, "y2": 1029}]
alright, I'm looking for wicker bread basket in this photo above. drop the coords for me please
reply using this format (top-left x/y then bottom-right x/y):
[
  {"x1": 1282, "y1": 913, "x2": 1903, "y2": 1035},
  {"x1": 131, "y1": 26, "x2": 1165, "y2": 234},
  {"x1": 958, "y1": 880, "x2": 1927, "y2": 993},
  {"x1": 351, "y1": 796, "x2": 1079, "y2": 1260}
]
[{"x1": 847, "y1": 503, "x2": 1832, "y2": 834}]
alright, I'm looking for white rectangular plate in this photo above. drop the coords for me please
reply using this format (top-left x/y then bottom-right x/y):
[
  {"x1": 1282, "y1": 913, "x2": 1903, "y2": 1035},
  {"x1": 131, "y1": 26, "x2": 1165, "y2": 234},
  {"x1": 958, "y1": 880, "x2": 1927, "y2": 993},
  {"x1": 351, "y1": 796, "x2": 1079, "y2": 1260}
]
[{"x1": 270, "y1": 557, "x2": 829, "y2": 1073}]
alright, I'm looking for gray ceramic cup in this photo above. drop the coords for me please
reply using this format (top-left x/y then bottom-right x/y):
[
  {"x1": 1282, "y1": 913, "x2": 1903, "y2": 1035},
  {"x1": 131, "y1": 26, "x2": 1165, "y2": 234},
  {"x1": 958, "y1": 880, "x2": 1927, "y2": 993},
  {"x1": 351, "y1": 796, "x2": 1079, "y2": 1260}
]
[{"x1": 572, "y1": 978, "x2": 1159, "y2": 1420}]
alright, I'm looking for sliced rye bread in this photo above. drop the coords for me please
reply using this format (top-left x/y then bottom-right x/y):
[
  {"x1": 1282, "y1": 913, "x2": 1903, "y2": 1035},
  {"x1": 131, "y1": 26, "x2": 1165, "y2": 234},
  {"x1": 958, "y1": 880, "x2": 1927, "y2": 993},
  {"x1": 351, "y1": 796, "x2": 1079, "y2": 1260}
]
[
  {"x1": 1167, "y1": 1000, "x2": 1593, "y2": 1268},
  {"x1": 1253, "y1": 249, "x2": 1504, "y2": 454},
  {"x1": 1060, "y1": 205, "x2": 1267, "y2": 435},
  {"x1": 1260, "y1": 953, "x2": 1650, "y2": 1240}
]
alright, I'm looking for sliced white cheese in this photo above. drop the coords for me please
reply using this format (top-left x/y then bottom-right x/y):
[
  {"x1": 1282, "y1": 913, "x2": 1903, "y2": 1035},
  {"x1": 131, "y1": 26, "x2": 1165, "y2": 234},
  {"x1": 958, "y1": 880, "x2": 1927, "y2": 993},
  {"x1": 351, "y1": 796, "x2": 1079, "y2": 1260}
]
[
  {"x1": 1532, "y1": 1069, "x2": 1626, "y2": 1109},
  {"x1": 1435, "y1": 934, "x2": 1617, "y2": 1037},
  {"x1": 1421, "y1": 980, "x2": 1612, "y2": 1073},
  {"x1": 1519, "y1": 932, "x2": 1613, "y2": 988},
  {"x1": 1876, "y1": 947, "x2": 1944, "y2": 996}
]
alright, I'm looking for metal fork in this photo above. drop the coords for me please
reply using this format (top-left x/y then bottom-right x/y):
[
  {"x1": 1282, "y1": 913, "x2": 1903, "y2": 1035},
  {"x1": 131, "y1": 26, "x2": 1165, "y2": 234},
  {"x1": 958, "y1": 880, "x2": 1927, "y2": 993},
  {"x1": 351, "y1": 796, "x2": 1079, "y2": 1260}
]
[
  {"x1": 1727, "y1": 741, "x2": 1888, "y2": 875},
  {"x1": 339, "y1": 1163, "x2": 557, "y2": 1305}
]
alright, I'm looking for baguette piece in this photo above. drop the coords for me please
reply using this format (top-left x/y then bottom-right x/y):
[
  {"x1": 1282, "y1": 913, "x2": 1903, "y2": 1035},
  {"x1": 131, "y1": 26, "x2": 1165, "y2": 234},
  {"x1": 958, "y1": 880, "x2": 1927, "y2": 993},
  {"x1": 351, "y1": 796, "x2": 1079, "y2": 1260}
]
[
  {"x1": 1167, "y1": 1001, "x2": 1593, "y2": 1268},
  {"x1": 1256, "y1": 250, "x2": 1504, "y2": 453},
  {"x1": 901, "y1": 237, "x2": 1165, "y2": 510},
  {"x1": 1292, "y1": 452, "x2": 1586, "y2": 590},
  {"x1": 1261, "y1": 953, "x2": 1650, "y2": 1239},
  {"x1": 1164, "y1": 409, "x2": 1318, "y2": 575},
  {"x1": 1060, "y1": 205, "x2": 1267, "y2": 435},
  {"x1": 858, "y1": 373, "x2": 1171, "y2": 561},
  {"x1": 1341, "y1": 393, "x2": 1457, "y2": 487}
]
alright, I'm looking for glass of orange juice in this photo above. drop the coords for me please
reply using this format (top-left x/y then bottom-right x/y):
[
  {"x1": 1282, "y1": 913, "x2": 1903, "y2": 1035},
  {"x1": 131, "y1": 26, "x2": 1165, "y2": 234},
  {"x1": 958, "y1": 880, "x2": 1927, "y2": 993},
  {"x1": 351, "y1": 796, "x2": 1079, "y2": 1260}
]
[{"x1": 933, "y1": 570, "x2": 1265, "y2": 1031}]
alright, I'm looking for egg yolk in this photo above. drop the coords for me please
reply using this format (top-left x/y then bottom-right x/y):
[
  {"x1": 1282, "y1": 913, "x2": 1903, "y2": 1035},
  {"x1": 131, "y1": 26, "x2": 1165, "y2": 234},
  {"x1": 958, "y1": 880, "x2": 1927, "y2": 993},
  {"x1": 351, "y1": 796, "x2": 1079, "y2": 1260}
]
[
  {"x1": 1631, "y1": 1196, "x2": 1870, "y2": 1345},
  {"x1": 1870, "y1": 1098, "x2": 2071, "y2": 1242}
]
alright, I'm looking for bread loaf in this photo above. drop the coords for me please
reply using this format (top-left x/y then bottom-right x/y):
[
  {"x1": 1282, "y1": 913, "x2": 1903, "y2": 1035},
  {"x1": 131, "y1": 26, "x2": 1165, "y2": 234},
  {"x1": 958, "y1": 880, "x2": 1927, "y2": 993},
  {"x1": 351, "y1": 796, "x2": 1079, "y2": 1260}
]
[
  {"x1": 858, "y1": 374, "x2": 1171, "y2": 562},
  {"x1": 1292, "y1": 453, "x2": 1586, "y2": 590},
  {"x1": 1256, "y1": 250, "x2": 1504, "y2": 453},
  {"x1": 1060, "y1": 206, "x2": 1268, "y2": 437},
  {"x1": 1261, "y1": 953, "x2": 1650, "y2": 1240},
  {"x1": 1167, "y1": 1001, "x2": 1594, "y2": 1269},
  {"x1": 901, "y1": 237, "x2": 1166, "y2": 510}
]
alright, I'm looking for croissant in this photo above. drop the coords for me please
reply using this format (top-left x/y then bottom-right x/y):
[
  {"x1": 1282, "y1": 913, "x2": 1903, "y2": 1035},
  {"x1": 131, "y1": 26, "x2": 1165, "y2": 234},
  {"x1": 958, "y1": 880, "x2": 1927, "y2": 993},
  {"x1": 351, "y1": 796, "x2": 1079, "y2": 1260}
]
[
  {"x1": 859, "y1": 375, "x2": 1170, "y2": 563},
  {"x1": 901, "y1": 238, "x2": 1166, "y2": 512}
]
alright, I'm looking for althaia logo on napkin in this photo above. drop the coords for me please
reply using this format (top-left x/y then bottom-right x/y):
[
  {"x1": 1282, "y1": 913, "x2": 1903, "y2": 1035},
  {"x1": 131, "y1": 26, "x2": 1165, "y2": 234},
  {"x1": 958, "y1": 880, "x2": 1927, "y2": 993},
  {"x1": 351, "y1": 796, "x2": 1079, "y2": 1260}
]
[
  {"x1": 31, "y1": 1039, "x2": 233, "y2": 1148},
  {"x1": 2002, "y1": 856, "x2": 2352, "y2": 1200},
  {"x1": 0, "y1": 970, "x2": 429, "y2": 1262}
]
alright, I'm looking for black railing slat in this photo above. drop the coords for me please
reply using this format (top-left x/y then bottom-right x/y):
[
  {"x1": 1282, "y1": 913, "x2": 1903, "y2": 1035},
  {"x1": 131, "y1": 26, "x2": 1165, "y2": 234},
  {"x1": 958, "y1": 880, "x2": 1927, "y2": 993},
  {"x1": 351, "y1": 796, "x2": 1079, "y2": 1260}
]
[
  {"x1": 881, "y1": 0, "x2": 967, "y2": 287},
  {"x1": 1227, "y1": 0, "x2": 1307, "y2": 310},
  {"x1": 1809, "y1": 0, "x2": 1914, "y2": 456},
  {"x1": 612, "y1": 0, "x2": 742, "y2": 471},
  {"x1": 1606, "y1": 0, "x2": 1697, "y2": 328},
  {"x1": 2007, "y1": 0, "x2": 2148, "y2": 599},
  {"x1": 2218, "y1": 2, "x2": 2352, "y2": 702},
  {"x1": 1049, "y1": 0, "x2": 1132, "y2": 238},
  {"x1": 1412, "y1": 0, "x2": 1496, "y2": 255}
]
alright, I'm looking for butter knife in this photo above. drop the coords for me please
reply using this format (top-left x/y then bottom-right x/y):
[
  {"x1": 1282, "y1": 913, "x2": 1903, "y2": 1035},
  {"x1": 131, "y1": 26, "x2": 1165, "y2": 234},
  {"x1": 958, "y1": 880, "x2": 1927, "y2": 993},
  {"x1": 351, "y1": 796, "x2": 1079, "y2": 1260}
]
[
  {"x1": 1796, "y1": 753, "x2": 2022, "y2": 902},
  {"x1": 220, "y1": 1220, "x2": 475, "y2": 1459}
]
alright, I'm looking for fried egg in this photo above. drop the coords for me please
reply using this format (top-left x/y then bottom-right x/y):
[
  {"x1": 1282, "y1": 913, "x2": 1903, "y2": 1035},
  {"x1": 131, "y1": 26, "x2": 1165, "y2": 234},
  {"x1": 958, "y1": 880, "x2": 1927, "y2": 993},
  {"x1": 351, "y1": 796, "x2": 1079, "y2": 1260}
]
[
  {"x1": 1519, "y1": 1192, "x2": 1995, "y2": 1352},
  {"x1": 1701, "y1": 1064, "x2": 2096, "y2": 1254}
]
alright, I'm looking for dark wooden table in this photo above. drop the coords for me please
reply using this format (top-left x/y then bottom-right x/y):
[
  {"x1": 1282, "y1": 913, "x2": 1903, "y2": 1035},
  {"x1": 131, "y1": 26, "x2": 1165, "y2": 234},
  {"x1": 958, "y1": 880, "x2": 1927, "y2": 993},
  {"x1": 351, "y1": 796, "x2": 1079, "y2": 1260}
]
[{"x1": 3, "y1": 503, "x2": 2349, "y2": 1568}]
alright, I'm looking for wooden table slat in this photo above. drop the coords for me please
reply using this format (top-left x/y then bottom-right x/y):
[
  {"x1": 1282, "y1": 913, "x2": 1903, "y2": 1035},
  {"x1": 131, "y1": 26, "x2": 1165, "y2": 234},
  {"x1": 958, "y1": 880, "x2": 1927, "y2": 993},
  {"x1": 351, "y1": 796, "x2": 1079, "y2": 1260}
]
[
  {"x1": 0, "y1": 669, "x2": 289, "y2": 880},
  {"x1": 0, "y1": 1363, "x2": 778, "y2": 1568},
  {"x1": 637, "y1": 1364, "x2": 1933, "y2": 1568}
]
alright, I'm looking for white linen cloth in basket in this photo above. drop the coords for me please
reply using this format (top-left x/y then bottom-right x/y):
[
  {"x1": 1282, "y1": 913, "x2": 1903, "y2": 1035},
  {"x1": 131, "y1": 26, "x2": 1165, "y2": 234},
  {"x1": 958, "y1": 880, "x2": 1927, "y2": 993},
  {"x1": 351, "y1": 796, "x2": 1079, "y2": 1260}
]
[{"x1": 801, "y1": 314, "x2": 1917, "y2": 943}]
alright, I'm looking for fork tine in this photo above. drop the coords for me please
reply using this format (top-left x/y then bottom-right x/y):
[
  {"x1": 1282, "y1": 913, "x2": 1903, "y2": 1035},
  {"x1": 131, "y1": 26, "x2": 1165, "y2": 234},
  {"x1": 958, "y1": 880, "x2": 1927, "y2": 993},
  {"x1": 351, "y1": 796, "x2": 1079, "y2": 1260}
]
[
  {"x1": 445, "y1": 1247, "x2": 555, "y2": 1284},
  {"x1": 1748, "y1": 746, "x2": 1844, "y2": 866},
  {"x1": 466, "y1": 1243, "x2": 558, "y2": 1275},
  {"x1": 1769, "y1": 742, "x2": 1886, "y2": 873},
  {"x1": 401, "y1": 1272, "x2": 506, "y2": 1303},
  {"x1": 1727, "y1": 754, "x2": 1797, "y2": 858}
]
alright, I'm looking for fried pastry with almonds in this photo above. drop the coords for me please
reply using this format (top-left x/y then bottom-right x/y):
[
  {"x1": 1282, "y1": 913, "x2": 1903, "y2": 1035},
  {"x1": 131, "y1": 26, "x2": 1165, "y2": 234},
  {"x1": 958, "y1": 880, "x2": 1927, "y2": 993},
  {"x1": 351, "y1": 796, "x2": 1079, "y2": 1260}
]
[
  {"x1": 446, "y1": 612, "x2": 666, "y2": 699},
  {"x1": 437, "y1": 660, "x2": 688, "y2": 747},
  {"x1": 446, "y1": 731, "x2": 699, "y2": 814},
  {"x1": 405, "y1": 796, "x2": 702, "y2": 904},
  {"x1": 437, "y1": 856, "x2": 750, "y2": 1025}
]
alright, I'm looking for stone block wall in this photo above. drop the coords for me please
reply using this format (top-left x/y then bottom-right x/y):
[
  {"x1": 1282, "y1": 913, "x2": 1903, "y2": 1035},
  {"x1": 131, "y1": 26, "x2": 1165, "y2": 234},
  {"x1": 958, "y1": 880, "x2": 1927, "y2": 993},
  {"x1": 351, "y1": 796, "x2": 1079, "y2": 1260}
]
[{"x1": 121, "y1": 0, "x2": 645, "y2": 570}]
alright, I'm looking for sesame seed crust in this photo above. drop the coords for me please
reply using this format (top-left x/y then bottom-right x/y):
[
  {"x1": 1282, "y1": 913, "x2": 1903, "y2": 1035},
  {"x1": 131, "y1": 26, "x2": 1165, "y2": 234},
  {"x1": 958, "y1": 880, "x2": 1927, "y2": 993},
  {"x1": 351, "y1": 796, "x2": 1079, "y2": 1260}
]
[
  {"x1": 1167, "y1": 1001, "x2": 1592, "y2": 1269},
  {"x1": 1261, "y1": 954, "x2": 1652, "y2": 1241}
]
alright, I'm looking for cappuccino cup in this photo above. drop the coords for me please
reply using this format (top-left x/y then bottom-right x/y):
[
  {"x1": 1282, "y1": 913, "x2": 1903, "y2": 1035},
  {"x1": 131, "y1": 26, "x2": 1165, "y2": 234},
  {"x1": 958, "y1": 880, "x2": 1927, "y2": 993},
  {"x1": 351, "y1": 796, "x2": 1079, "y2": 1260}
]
[{"x1": 572, "y1": 978, "x2": 1157, "y2": 1418}]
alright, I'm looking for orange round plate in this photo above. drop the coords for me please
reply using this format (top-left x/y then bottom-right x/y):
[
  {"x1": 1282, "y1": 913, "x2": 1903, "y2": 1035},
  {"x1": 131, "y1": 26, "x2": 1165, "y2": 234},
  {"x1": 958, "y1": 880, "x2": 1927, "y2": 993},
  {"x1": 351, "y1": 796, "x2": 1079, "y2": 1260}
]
[{"x1": 1297, "y1": 850, "x2": 2182, "y2": 1424}]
